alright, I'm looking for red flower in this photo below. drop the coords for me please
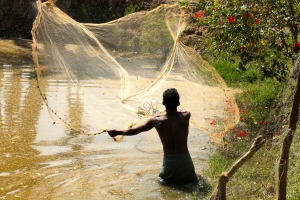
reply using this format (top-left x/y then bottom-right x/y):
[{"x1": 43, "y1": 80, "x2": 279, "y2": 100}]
[
  {"x1": 241, "y1": 107, "x2": 246, "y2": 114},
  {"x1": 240, "y1": 46, "x2": 247, "y2": 51},
  {"x1": 255, "y1": 19, "x2": 260, "y2": 24},
  {"x1": 295, "y1": 42, "x2": 300, "y2": 48},
  {"x1": 243, "y1": 13, "x2": 250, "y2": 18},
  {"x1": 195, "y1": 12, "x2": 203, "y2": 19},
  {"x1": 232, "y1": 127, "x2": 238, "y2": 132},
  {"x1": 261, "y1": 121, "x2": 266, "y2": 126},
  {"x1": 227, "y1": 16, "x2": 235, "y2": 23},
  {"x1": 236, "y1": 131, "x2": 247, "y2": 138}
]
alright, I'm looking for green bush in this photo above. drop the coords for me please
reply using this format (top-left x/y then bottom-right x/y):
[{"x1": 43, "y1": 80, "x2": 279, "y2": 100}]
[
  {"x1": 195, "y1": 0, "x2": 299, "y2": 80},
  {"x1": 177, "y1": 0, "x2": 189, "y2": 7},
  {"x1": 125, "y1": 4, "x2": 139, "y2": 15}
]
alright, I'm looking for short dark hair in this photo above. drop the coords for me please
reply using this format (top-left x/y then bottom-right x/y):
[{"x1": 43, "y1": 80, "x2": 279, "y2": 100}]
[{"x1": 163, "y1": 88, "x2": 179, "y2": 108}]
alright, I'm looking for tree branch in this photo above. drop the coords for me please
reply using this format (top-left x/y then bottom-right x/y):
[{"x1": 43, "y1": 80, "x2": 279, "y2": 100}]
[{"x1": 210, "y1": 136, "x2": 266, "y2": 200}]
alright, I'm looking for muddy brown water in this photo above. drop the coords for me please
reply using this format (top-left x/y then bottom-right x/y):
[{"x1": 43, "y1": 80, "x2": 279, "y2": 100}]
[{"x1": 0, "y1": 39, "x2": 213, "y2": 199}]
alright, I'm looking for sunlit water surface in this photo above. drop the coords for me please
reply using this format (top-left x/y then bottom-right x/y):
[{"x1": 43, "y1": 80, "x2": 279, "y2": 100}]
[{"x1": 0, "y1": 39, "x2": 213, "y2": 199}]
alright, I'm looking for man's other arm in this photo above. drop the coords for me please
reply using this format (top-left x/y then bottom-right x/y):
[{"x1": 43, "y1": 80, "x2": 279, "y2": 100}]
[{"x1": 107, "y1": 117, "x2": 155, "y2": 137}]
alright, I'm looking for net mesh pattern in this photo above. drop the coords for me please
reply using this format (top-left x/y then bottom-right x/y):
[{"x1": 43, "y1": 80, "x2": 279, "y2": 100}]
[{"x1": 31, "y1": 1, "x2": 240, "y2": 144}]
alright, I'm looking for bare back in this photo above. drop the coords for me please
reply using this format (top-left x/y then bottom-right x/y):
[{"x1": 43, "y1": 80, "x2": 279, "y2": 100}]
[{"x1": 153, "y1": 111, "x2": 190, "y2": 155}]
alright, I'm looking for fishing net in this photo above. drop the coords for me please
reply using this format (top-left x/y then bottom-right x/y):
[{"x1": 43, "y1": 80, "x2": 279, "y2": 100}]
[{"x1": 31, "y1": 0, "x2": 239, "y2": 144}]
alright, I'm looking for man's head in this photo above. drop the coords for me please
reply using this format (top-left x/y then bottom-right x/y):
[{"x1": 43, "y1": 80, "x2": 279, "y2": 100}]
[{"x1": 162, "y1": 88, "x2": 180, "y2": 109}]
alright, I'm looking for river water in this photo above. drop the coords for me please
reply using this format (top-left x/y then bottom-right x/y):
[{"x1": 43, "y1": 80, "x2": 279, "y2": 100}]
[{"x1": 0, "y1": 39, "x2": 212, "y2": 199}]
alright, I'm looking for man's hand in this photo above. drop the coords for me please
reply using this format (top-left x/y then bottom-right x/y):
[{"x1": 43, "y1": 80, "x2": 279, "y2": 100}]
[{"x1": 107, "y1": 130, "x2": 122, "y2": 137}]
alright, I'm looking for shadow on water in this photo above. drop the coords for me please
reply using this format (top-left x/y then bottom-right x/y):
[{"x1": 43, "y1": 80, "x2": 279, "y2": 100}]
[{"x1": 0, "y1": 39, "x2": 32, "y2": 64}]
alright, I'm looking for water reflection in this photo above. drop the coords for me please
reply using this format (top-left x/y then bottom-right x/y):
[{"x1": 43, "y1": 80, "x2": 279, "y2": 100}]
[
  {"x1": 0, "y1": 39, "x2": 212, "y2": 199},
  {"x1": 0, "y1": 40, "x2": 44, "y2": 198}
]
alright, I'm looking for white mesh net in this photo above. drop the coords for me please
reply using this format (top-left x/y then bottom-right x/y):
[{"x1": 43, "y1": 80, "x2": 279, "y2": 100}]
[{"x1": 31, "y1": 0, "x2": 239, "y2": 144}]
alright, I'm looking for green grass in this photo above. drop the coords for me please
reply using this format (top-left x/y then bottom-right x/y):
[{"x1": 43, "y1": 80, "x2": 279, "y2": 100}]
[
  {"x1": 201, "y1": 57, "x2": 300, "y2": 199},
  {"x1": 236, "y1": 78, "x2": 281, "y2": 127},
  {"x1": 209, "y1": 59, "x2": 242, "y2": 87},
  {"x1": 287, "y1": 132, "x2": 300, "y2": 199},
  {"x1": 211, "y1": 58, "x2": 281, "y2": 130}
]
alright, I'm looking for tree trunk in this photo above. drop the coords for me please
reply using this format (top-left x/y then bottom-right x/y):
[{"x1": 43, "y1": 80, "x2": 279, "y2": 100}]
[{"x1": 277, "y1": 53, "x2": 300, "y2": 200}]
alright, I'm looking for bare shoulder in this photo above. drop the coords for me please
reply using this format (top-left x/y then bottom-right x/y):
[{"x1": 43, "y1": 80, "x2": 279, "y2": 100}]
[
  {"x1": 180, "y1": 110, "x2": 190, "y2": 115},
  {"x1": 153, "y1": 113, "x2": 167, "y2": 120},
  {"x1": 180, "y1": 110, "x2": 191, "y2": 119},
  {"x1": 149, "y1": 113, "x2": 167, "y2": 123}
]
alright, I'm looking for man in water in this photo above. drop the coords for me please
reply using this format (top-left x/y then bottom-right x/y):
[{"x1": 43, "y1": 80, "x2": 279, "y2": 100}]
[{"x1": 107, "y1": 88, "x2": 198, "y2": 185}]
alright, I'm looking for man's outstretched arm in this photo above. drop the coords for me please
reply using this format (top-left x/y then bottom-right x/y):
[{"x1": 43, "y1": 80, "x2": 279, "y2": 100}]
[{"x1": 107, "y1": 117, "x2": 155, "y2": 137}]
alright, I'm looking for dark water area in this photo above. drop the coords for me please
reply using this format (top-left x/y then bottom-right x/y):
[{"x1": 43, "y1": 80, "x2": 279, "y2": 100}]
[{"x1": 0, "y1": 39, "x2": 212, "y2": 199}]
